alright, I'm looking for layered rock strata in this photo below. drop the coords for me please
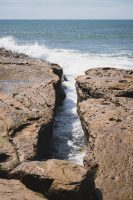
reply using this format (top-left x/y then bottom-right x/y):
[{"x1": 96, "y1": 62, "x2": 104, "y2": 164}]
[{"x1": 76, "y1": 68, "x2": 133, "y2": 200}]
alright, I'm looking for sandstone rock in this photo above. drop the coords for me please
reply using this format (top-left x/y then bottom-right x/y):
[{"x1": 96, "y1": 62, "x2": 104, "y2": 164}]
[
  {"x1": 0, "y1": 48, "x2": 64, "y2": 175},
  {"x1": 10, "y1": 159, "x2": 95, "y2": 200},
  {"x1": 0, "y1": 134, "x2": 19, "y2": 177},
  {"x1": 76, "y1": 68, "x2": 133, "y2": 200},
  {"x1": 0, "y1": 178, "x2": 47, "y2": 200},
  {"x1": 76, "y1": 67, "x2": 133, "y2": 102}
]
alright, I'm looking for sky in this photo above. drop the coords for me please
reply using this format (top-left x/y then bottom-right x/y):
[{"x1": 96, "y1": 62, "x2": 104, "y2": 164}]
[{"x1": 0, "y1": 0, "x2": 133, "y2": 19}]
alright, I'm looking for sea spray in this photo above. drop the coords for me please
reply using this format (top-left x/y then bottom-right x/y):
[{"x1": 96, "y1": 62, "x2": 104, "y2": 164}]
[
  {"x1": 0, "y1": 36, "x2": 132, "y2": 164},
  {"x1": 0, "y1": 36, "x2": 132, "y2": 75}
]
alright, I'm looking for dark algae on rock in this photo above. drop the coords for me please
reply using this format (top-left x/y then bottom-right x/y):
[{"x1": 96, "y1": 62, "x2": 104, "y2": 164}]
[{"x1": 76, "y1": 68, "x2": 133, "y2": 200}]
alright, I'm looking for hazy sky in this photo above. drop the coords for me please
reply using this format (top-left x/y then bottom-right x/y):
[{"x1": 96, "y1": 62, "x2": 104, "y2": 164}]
[{"x1": 0, "y1": 0, "x2": 133, "y2": 19}]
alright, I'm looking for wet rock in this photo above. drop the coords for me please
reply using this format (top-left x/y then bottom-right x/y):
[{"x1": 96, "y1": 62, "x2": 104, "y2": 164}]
[
  {"x1": 50, "y1": 63, "x2": 63, "y2": 80},
  {"x1": 10, "y1": 159, "x2": 95, "y2": 200},
  {"x1": 0, "y1": 178, "x2": 47, "y2": 200},
  {"x1": 63, "y1": 75, "x2": 68, "y2": 82},
  {"x1": 76, "y1": 68, "x2": 133, "y2": 200},
  {"x1": 0, "y1": 48, "x2": 64, "y2": 175}
]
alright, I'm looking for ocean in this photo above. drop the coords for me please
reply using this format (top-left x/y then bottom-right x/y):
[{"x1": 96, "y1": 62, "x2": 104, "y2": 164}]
[{"x1": 0, "y1": 20, "x2": 133, "y2": 164}]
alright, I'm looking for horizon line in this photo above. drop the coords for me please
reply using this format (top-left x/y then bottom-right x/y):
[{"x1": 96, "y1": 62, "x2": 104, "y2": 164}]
[{"x1": 0, "y1": 18, "x2": 133, "y2": 20}]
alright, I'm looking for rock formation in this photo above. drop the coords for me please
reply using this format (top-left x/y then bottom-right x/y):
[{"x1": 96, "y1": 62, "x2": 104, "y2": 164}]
[
  {"x1": 76, "y1": 68, "x2": 133, "y2": 200},
  {"x1": 0, "y1": 48, "x2": 64, "y2": 175},
  {"x1": 10, "y1": 159, "x2": 94, "y2": 200},
  {"x1": 0, "y1": 178, "x2": 47, "y2": 200},
  {"x1": 0, "y1": 48, "x2": 95, "y2": 200}
]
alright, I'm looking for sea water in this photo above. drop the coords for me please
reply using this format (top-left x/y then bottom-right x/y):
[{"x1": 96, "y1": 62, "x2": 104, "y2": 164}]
[{"x1": 0, "y1": 20, "x2": 133, "y2": 165}]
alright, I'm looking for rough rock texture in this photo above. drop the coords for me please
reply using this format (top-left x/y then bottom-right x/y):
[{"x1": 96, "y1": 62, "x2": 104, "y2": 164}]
[
  {"x1": 0, "y1": 178, "x2": 47, "y2": 200},
  {"x1": 10, "y1": 159, "x2": 95, "y2": 200},
  {"x1": 0, "y1": 48, "x2": 96, "y2": 200},
  {"x1": 76, "y1": 68, "x2": 133, "y2": 200},
  {"x1": 0, "y1": 48, "x2": 64, "y2": 176}
]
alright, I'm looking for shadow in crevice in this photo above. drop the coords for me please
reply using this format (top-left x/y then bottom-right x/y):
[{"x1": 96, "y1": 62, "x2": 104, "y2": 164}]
[
  {"x1": 116, "y1": 90, "x2": 133, "y2": 98},
  {"x1": 21, "y1": 174, "x2": 53, "y2": 195},
  {"x1": 36, "y1": 121, "x2": 54, "y2": 160},
  {"x1": 0, "y1": 153, "x2": 10, "y2": 162},
  {"x1": 93, "y1": 188, "x2": 103, "y2": 200}
]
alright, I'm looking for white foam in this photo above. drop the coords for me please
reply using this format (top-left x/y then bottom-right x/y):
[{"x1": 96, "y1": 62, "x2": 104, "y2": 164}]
[
  {"x1": 0, "y1": 36, "x2": 132, "y2": 165},
  {"x1": 0, "y1": 36, "x2": 132, "y2": 78}
]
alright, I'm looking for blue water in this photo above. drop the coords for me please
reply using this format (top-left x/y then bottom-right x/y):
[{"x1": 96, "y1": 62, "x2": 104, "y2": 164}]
[
  {"x1": 0, "y1": 20, "x2": 133, "y2": 56},
  {"x1": 0, "y1": 20, "x2": 133, "y2": 164}
]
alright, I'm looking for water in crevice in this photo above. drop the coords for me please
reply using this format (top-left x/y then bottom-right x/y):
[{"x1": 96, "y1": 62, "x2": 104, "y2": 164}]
[
  {"x1": 0, "y1": 36, "x2": 132, "y2": 165},
  {"x1": 51, "y1": 77, "x2": 86, "y2": 165}
]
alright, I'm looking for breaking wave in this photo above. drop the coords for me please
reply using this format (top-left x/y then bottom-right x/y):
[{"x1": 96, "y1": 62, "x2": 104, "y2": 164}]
[{"x1": 0, "y1": 36, "x2": 132, "y2": 165}]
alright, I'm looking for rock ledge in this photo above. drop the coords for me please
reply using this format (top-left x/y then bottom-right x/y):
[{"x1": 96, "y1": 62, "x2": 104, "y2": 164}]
[{"x1": 76, "y1": 68, "x2": 133, "y2": 200}]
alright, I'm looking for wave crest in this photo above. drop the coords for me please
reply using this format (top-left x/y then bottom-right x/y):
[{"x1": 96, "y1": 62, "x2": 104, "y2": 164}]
[{"x1": 0, "y1": 36, "x2": 132, "y2": 76}]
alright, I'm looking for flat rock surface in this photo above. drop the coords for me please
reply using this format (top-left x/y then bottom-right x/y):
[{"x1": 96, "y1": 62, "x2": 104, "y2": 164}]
[
  {"x1": 76, "y1": 68, "x2": 133, "y2": 102},
  {"x1": 0, "y1": 178, "x2": 47, "y2": 200},
  {"x1": 10, "y1": 159, "x2": 95, "y2": 200},
  {"x1": 76, "y1": 68, "x2": 133, "y2": 200},
  {"x1": 0, "y1": 48, "x2": 63, "y2": 175}
]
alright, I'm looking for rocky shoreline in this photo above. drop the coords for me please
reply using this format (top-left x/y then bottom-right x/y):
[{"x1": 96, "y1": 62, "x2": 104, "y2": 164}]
[
  {"x1": 76, "y1": 68, "x2": 133, "y2": 200},
  {"x1": 0, "y1": 48, "x2": 95, "y2": 200},
  {"x1": 0, "y1": 49, "x2": 132, "y2": 200}
]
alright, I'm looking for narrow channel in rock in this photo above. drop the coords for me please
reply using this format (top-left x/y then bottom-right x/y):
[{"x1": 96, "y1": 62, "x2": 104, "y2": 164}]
[{"x1": 51, "y1": 76, "x2": 86, "y2": 165}]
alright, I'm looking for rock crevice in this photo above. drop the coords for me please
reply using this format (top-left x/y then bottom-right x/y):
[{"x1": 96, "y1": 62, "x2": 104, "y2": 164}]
[{"x1": 0, "y1": 48, "x2": 95, "y2": 200}]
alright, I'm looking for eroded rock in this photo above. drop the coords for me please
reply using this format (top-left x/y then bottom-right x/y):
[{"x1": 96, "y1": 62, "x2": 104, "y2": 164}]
[
  {"x1": 76, "y1": 68, "x2": 133, "y2": 200},
  {"x1": 10, "y1": 159, "x2": 95, "y2": 200},
  {"x1": 0, "y1": 48, "x2": 64, "y2": 175},
  {"x1": 0, "y1": 178, "x2": 47, "y2": 200},
  {"x1": 76, "y1": 67, "x2": 133, "y2": 102}
]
